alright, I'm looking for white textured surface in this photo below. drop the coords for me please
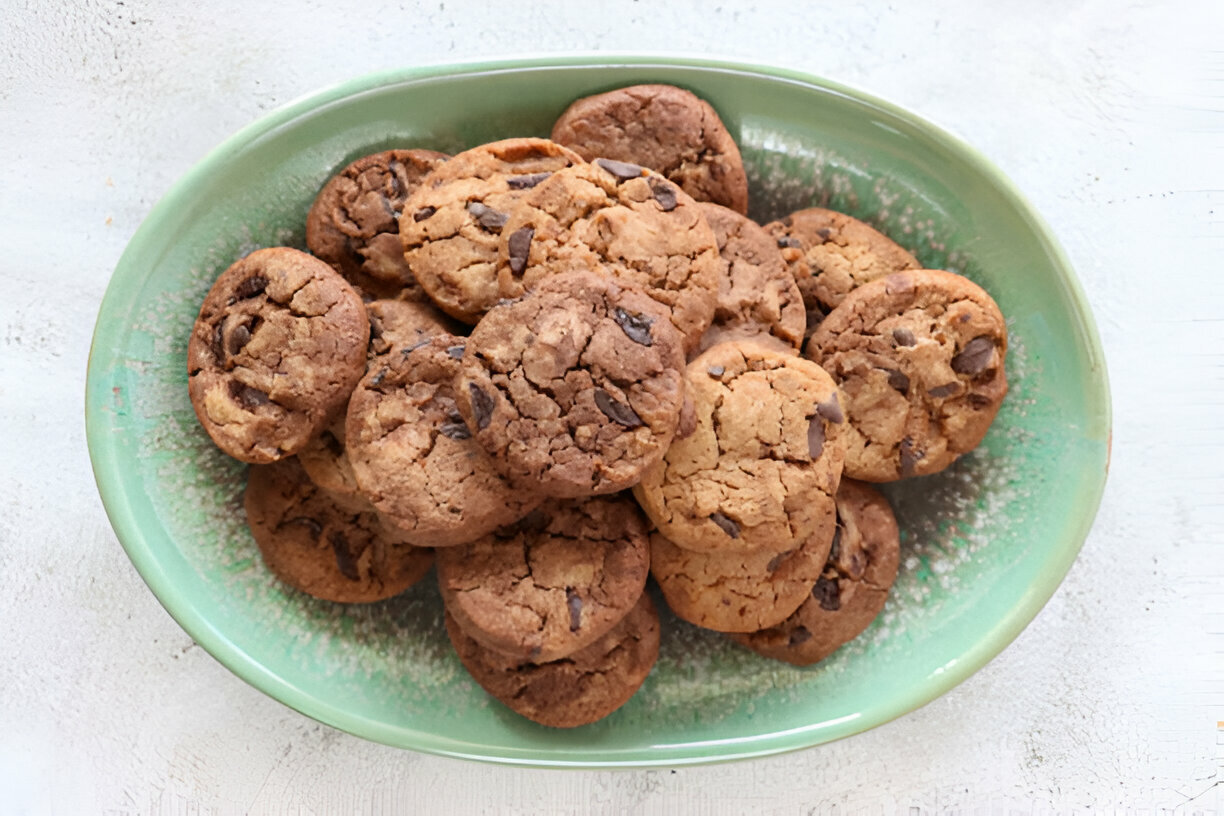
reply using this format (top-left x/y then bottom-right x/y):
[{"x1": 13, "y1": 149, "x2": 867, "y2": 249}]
[{"x1": 2, "y1": 0, "x2": 1221, "y2": 812}]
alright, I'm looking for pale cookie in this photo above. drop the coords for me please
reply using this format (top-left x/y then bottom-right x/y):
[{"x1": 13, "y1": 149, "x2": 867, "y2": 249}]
[
  {"x1": 633, "y1": 340, "x2": 846, "y2": 555},
  {"x1": 186, "y1": 247, "x2": 369, "y2": 464},
  {"x1": 805, "y1": 269, "x2": 1008, "y2": 481},
  {"x1": 551, "y1": 83, "x2": 749, "y2": 214},
  {"x1": 732, "y1": 479, "x2": 901, "y2": 665}
]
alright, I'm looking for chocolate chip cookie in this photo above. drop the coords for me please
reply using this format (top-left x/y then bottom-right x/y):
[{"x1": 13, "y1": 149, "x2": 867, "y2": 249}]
[
  {"x1": 805, "y1": 269, "x2": 1008, "y2": 481},
  {"x1": 437, "y1": 494, "x2": 650, "y2": 662},
  {"x1": 445, "y1": 591, "x2": 659, "y2": 728},
  {"x1": 649, "y1": 519, "x2": 835, "y2": 633},
  {"x1": 550, "y1": 84, "x2": 749, "y2": 214},
  {"x1": 186, "y1": 247, "x2": 369, "y2": 464},
  {"x1": 632, "y1": 340, "x2": 846, "y2": 554},
  {"x1": 732, "y1": 479, "x2": 900, "y2": 665},
  {"x1": 694, "y1": 202, "x2": 805, "y2": 355},
  {"x1": 398, "y1": 138, "x2": 583, "y2": 323},
  {"x1": 306, "y1": 149, "x2": 449, "y2": 300},
  {"x1": 456, "y1": 271, "x2": 687, "y2": 499},
  {"x1": 765, "y1": 208, "x2": 920, "y2": 337},
  {"x1": 244, "y1": 457, "x2": 433, "y2": 603},
  {"x1": 345, "y1": 334, "x2": 541, "y2": 546},
  {"x1": 494, "y1": 159, "x2": 720, "y2": 353}
]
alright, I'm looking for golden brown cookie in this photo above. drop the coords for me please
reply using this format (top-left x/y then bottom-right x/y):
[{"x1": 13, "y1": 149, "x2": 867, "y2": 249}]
[
  {"x1": 186, "y1": 247, "x2": 369, "y2": 464},
  {"x1": 805, "y1": 269, "x2": 1008, "y2": 481},
  {"x1": 632, "y1": 340, "x2": 846, "y2": 555},
  {"x1": 550, "y1": 84, "x2": 749, "y2": 214},
  {"x1": 649, "y1": 520, "x2": 835, "y2": 633},
  {"x1": 345, "y1": 334, "x2": 541, "y2": 546},
  {"x1": 398, "y1": 138, "x2": 583, "y2": 323},
  {"x1": 732, "y1": 479, "x2": 900, "y2": 665},
  {"x1": 306, "y1": 149, "x2": 449, "y2": 300},
  {"x1": 445, "y1": 591, "x2": 659, "y2": 728},
  {"x1": 455, "y1": 272, "x2": 687, "y2": 499},
  {"x1": 437, "y1": 495, "x2": 650, "y2": 662},
  {"x1": 244, "y1": 457, "x2": 433, "y2": 603},
  {"x1": 765, "y1": 208, "x2": 920, "y2": 337},
  {"x1": 493, "y1": 159, "x2": 720, "y2": 353},
  {"x1": 694, "y1": 202, "x2": 805, "y2": 355}
]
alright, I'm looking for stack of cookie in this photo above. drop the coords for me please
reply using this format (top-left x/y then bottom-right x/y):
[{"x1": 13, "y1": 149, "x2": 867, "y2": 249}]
[{"x1": 185, "y1": 83, "x2": 1009, "y2": 727}]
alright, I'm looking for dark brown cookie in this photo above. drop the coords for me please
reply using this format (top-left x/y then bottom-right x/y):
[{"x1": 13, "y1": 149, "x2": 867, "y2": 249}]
[
  {"x1": 445, "y1": 591, "x2": 659, "y2": 728},
  {"x1": 244, "y1": 457, "x2": 433, "y2": 603},
  {"x1": 437, "y1": 495, "x2": 650, "y2": 662},
  {"x1": 694, "y1": 202, "x2": 806, "y2": 355},
  {"x1": 649, "y1": 519, "x2": 835, "y2": 633},
  {"x1": 765, "y1": 208, "x2": 920, "y2": 337},
  {"x1": 494, "y1": 160, "x2": 720, "y2": 353},
  {"x1": 455, "y1": 271, "x2": 687, "y2": 499},
  {"x1": 305, "y1": 149, "x2": 449, "y2": 300},
  {"x1": 186, "y1": 247, "x2": 369, "y2": 464},
  {"x1": 398, "y1": 138, "x2": 584, "y2": 323},
  {"x1": 550, "y1": 84, "x2": 749, "y2": 214},
  {"x1": 633, "y1": 340, "x2": 846, "y2": 555},
  {"x1": 731, "y1": 479, "x2": 900, "y2": 665},
  {"x1": 297, "y1": 298, "x2": 458, "y2": 504},
  {"x1": 345, "y1": 334, "x2": 541, "y2": 546},
  {"x1": 805, "y1": 269, "x2": 1008, "y2": 481}
]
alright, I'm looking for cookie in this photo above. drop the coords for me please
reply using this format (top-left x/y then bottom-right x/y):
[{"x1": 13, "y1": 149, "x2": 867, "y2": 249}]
[
  {"x1": 186, "y1": 247, "x2": 369, "y2": 464},
  {"x1": 398, "y1": 138, "x2": 584, "y2": 323},
  {"x1": 345, "y1": 333, "x2": 541, "y2": 546},
  {"x1": 243, "y1": 457, "x2": 433, "y2": 603},
  {"x1": 550, "y1": 84, "x2": 749, "y2": 214},
  {"x1": 649, "y1": 517, "x2": 835, "y2": 633},
  {"x1": 805, "y1": 269, "x2": 1008, "y2": 481},
  {"x1": 765, "y1": 208, "x2": 920, "y2": 336},
  {"x1": 494, "y1": 159, "x2": 720, "y2": 353},
  {"x1": 305, "y1": 149, "x2": 449, "y2": 301},
  {"x1": 437, "y1": 494, "x2": 650, "y2": 662},
  {"x1": 731, "y1": 479, "x2": 901, "y2": 665},
  {"x1": 632, "y1": 340, "x2": 846, "y2": 554},
  {"x1": 445, "y1": 591, "x2": 659, "y2": 728},
  {"x1": 455, "y1": 271, "x2": 687, "y2": 498},
  {"x1": 694, "y1": 202, "x2": 805, "y2": 355}
]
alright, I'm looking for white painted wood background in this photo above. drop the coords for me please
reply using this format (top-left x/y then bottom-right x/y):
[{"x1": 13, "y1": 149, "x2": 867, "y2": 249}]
[{"x1": 2, "y1": 0, "x2": 1221, "y2": 812}]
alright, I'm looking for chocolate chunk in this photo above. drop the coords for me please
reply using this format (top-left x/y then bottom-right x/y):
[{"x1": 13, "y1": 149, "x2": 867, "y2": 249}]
[
  {"x1": 828, "y1": 527, "x2": 842, "y2": 563},
  {"x1": 446, "y1": 344, "x2": 465, "y2": 359},
  {"x1": 593, "y1": 388, "x2": 643, "y2": 428},
  {"x1": 927, "y1": 383, "x2": 960, "y2": 398},
  {"x1": 788, "y1": 626, "x2": 813, "y2": 646},
  {"x1": 232, "y1": 275, "x2": 268, "y2": 301},
  {"x1": 439, "y1": 408, "x2": 472, "y2": 440},
  {"x1": 401, "y1": 337, "x2": 432, "y2": 356},
  {"x1": 776, "y1": 236, "x2": 802, "y2": 249},
  {"x1": 892, "y1": 327, "x2": 917, "y2": 347},
  {"x1": 412, "y1": 206, "x2": 436, "y2": 222},
  {"x1": 507, "y1": 226, "x2": 534, "y2": 275},
  {"x1": 807, "y1": 415, "x2": 825, "y2": 460},
  {"x1": 566, "y1": 588, "x2": 582, "y2": 632},
  {"x1": 329, "y1": 530, "x2": 360, "y2": 581},
  {"x1": 812, "y1": 576, "x2": 841, "y2": 611},
  {"x1": 707, "y1": 365, "x2": 725, "y2": 378},
  {"x1": 968, "y1": 393, "x2": 993, "y2": 409},
  {"x1": 816, "y1": 227, "x2": 833, "y2": 241},
  {"x1": 386, "y1": 160, "x2": 405, "y2": 198},
  {"x1": 612, "y1": 307, "x2": 654, "y2": 346},
  {"x1": 227, "y1": 324, "x2": 251, "y2": 357},
  {"x1": 468, "y1": 383, "x2": 494, "y2": 430},
  {"x1": 951, "y1": 335, "x2": 995, "y2": 375},
  {"x1": 766, "y1": 552, "x2": 787, "y2": 572},
  {"x1": 595, "y1": 158, "x2": 645, "y2": 181},
  {"x1": 467, "y1": 202, "x2": 508, "y2": 232},
  {"x1": 709, "y1": 511, "x2": 740, "y2": 539},
  {"x1": 887, "y1": 369, "x2": 910, "y2": 394},
  {"x1": 899, "y1": 437, "x2": 922, "y2": 478},
  {"x1": 816, "y1": 394, "x2": 844, "y2": 424},
  {"x1": 507, "y1": 172, "x2": 551, "y2": 189},
  {"x1": 228, "y1": 380, "x2": 269, "y2": 409},
  {"x1": 369, "y1": 366, "x2": 389, "y2": 388},
  {"x1": 211, "y1": 322, "x2": 225, "y2": 362},
  {"x1": 649, "y1": 178, "x2": 677, "y2": 212},
  {"x1": 281, "y1": 516, "x2": 323, "y2": 539}
]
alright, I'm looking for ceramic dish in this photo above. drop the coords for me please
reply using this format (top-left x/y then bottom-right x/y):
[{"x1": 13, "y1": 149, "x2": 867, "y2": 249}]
[{"x1": 85, "y1": 56, "x2": 1110, "y2": 767}]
